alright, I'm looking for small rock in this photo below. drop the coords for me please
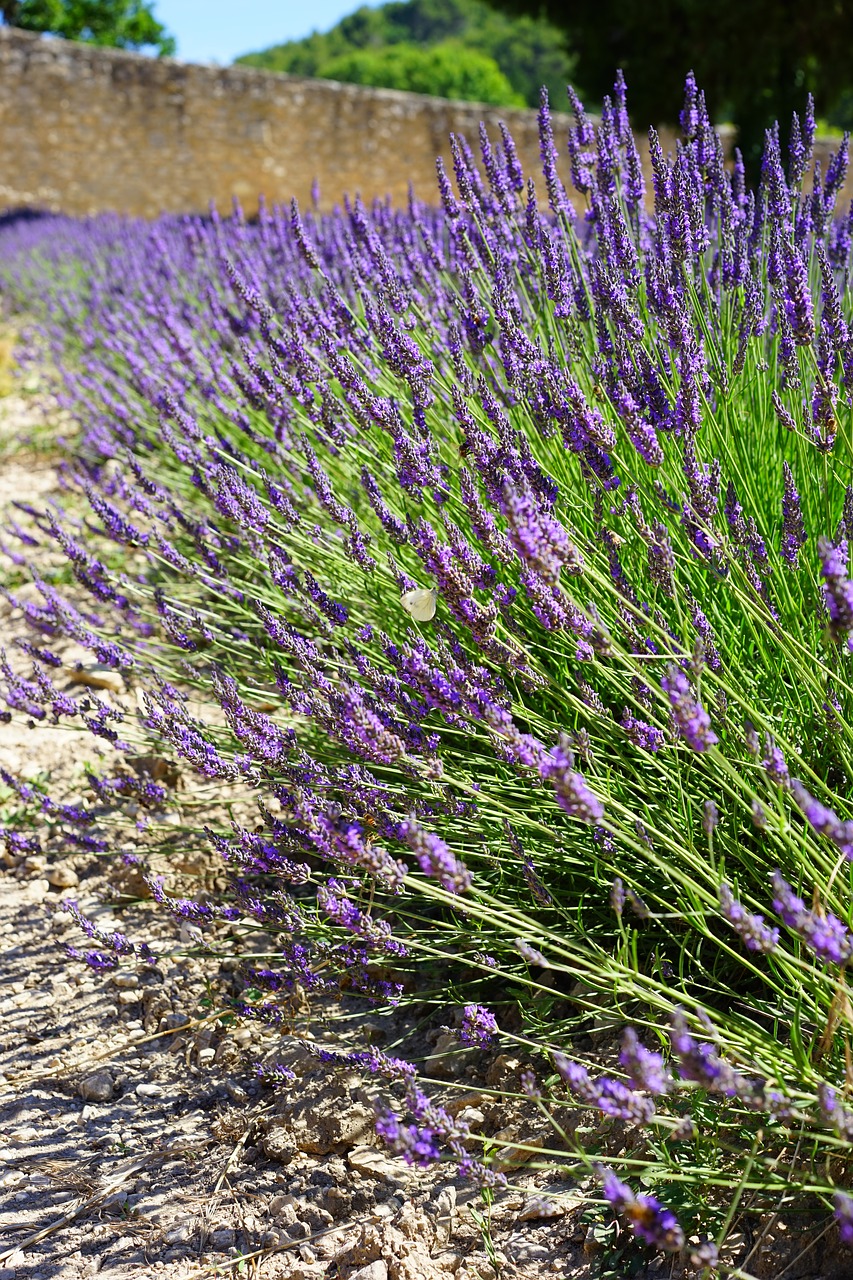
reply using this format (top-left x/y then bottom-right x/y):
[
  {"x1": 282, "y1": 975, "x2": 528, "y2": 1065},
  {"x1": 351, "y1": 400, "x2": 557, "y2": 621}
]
[
  {"x1": 111, "y1": 972, "x2": 139, "y2": 990},
  {"x1": 262, "y1": 1121, "x2": 297, "y2": 1164},
  {"x1": 135, "y1": 1082, "x2": 164, "y2": 1099},
  {"x1": 225, "y1": 1079, "x2": 248, "y2": 1103},
  {"x1": 350, "y1": 1263, "x2": 388, "y2": 1280},
  {"x1": 492, "y1": 1130, "x2": 545, "y2": 1171},
  {"x1": 517, "y1": 1196, "x2": 566, "y2": 1221},
  {"x1": 46, "y1": 863, "x2": 78, "y2": 888},
  {"x1": 269, "y1": 1194, "x2": 300, "y2": 1222},
  {"x1": 424, "y1": 1031, "x2": 477, "y2": 1079},
  {"x1": 210, "y1": 1228, "x2": 235, "y2": 1249},
  {"x1": 485, "y1": 1055, "x2": 521, "y2": 1088},
  {"x1": 164, "y1": 1221, "x2": 195, "y2": 1245},
  {"x1": 69, "y1": 663, "x2": 124, "y2": 693},
  {"x1": 456, "y1": 1107, "x2": 485, "y2": 1130},
  {"x1": 10, "y1": 1126, "x2": 39, "y2": 1145},
  {"x1": 432, "y1": 1186, "x2": 457, "y2": 1246},
  {"x1": 78, "y1": 1070, "x2": 114, "y2": 1102},
  {"x1": 348, "y1": 1146, "x2": 411, "y2": 1185},
  {"x1": 198, "y1": 1047, "x2": 215, "y2": 1065}
]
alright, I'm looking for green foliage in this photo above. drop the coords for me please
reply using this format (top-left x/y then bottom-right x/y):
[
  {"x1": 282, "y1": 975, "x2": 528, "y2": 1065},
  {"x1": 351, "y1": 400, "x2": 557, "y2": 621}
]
[
  {"x1": 320, "y1": 39, "x2": 524, "y2": 106},
  {"x1": 480, "y1": 0, "x2": 853, "y2": 170},
  {"x1": 236, "y1": 0, "x2": 574, "y2": 109},
  {"x1": 0, "y1": 0, "x2": 175, "y2": 55}
]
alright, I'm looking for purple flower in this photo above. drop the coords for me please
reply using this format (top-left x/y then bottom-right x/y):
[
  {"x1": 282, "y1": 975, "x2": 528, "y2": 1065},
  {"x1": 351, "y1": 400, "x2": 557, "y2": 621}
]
[
  {"x1": 834, "y1": 1192, "x2": 853, "y2": 1246},
  {"x1": 555, "y1": 1054, "x2": 655, "y2": 1124},
  {"x1": 661, "y1": 667, "x2": 718, "y2": 752},
  {"x1": 458, "y1": 1003, "x2": 498, "y2": 1048},
  {"x1": 719, "y1": 882, "x2": 780, "y2": 953},
  {"x1": 540, "y1": 734, "x2": 604, "y2": 823},
  {"x1": 619, "y1": 1028, "x2": 672, "y2": 1095},
  {"x1": 771, "y1": 872, "x2": 853, "y2": 965},
  {"x1": 500, "y1": 479, "x2": 583, "y2": 585},
  {"x1": 598, "y1": 1167, "x2": 685, "y2": 1251},
  {"x1": 790, "y1": 778, "x2": 853, "y2": 861},
  {"x1": 514, "y1": 938, "x2": 549, "y2": 967},
  {"x1": 819, "y1": 537, "x2": 853, "y2": 648},
  {"x1": 399, "y1": 817, "x2": 472, "y2": 895},
  {"x1": 620, "y1": 708, "x2": 666, "y2": 753}
]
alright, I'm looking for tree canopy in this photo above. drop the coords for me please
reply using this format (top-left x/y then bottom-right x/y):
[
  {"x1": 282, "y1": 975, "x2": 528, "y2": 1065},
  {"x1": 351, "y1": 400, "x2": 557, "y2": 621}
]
[
  {"x1": 236, "y1": 0, "x2": 574, "y2": 110},
  {"x1": 321, "y1": 40, "x2": 524, "y2": 106},
  {"x1": 479, "y1": 0, "x2": 853, "y2": 168},
  {"x1": 0, "y1": 0, "x2": 175, "y2": 55}
]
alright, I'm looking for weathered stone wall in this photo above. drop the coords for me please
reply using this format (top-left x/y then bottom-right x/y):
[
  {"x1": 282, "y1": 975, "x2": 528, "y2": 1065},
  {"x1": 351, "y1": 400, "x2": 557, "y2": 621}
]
[
  {"x1": 1, "y1": 26, "x2": 849, "y2": 220},
  {"x1": 0, "y1": 26, "x2": 577, "y2": 217}
]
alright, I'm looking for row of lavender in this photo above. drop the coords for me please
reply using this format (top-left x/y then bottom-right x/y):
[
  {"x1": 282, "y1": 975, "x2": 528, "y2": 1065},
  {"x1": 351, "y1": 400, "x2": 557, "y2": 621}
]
[{"x1": 2, "y1": 73, "x2": 853, "y2": 1267}]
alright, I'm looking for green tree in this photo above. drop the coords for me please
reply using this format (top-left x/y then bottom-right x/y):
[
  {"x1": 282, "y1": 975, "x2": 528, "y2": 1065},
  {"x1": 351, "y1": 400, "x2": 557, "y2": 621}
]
[
  {"x1": 0, "y1": 0, "x2": 175, "y2": 55},
  {"x1": 479, "y1": 0, "x2": 853, "y2": 171},
  {"x1": 320, "y1": 39, "x2": 524, "y2": 105},
  {"x1": 237, "y1": 0, "x2": 575, "y2": 110}
]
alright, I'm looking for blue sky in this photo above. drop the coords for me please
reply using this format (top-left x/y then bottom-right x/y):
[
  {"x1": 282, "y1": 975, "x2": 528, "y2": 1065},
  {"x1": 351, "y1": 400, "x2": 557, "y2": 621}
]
[{"x1": 151, "y1": 1, "x2": 383, "y2": 64}]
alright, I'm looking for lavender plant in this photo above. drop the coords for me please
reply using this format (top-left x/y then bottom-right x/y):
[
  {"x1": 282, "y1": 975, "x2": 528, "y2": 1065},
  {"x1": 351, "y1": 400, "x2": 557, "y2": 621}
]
[{"x1": 3, "y1": 73, "x2": 853, "y2": 1266}]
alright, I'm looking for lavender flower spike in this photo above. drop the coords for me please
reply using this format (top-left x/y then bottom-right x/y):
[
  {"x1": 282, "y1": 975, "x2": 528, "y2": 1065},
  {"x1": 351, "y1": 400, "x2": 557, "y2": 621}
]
[
  {"x1": 619, "y1": 1028, "x2": 673, "y2": 1095},
  {"x1": 661, "y1": 667, "x2": 718, "y2": 752},
  {"x1": 540, "y1": 733, "x2": 604, "y2": 822},
  {"x1": 771, "y1": 871, "x2": 853, "y2": 966},
  {"x1": 719, "y1": 882, "x2": 780, "y2": 954},
  {"x1": 781, "y1": 462, "x2": 806, "y2": 567},
  {"x1": 598, "y1": 1167, "x2": 685, "y2": 1252},
  {"x1": 834, "y1": 1191, "x2": 853, "y2": 1245},
  {"x1": 790, "y1": 778, "x2": 853, "y2": 861},
  {"x1": 399, "y1": 817, "x2": 472, "y2": 895},
  {"x1": 819, "y1": 537, "x2": 853, "y2": 648},
  {"x1": 458, "y1": 1003, "x2": 498, "y2": 1048},
  {"x1": 555, "y1": 1054, "x2": 655, "y2": 1123}
]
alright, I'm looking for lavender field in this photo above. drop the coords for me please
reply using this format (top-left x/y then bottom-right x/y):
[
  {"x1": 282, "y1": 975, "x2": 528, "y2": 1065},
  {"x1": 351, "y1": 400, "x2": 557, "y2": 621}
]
[{"x1": 2, "y1": 73, "x2": 853, "y2": 1278}]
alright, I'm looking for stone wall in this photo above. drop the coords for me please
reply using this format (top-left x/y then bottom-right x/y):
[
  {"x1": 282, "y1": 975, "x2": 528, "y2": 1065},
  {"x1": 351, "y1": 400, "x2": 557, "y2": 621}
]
[
  {"x1": 1, "y1": 26, "x2": 849, "y2": 220},
  {"x1": 0, "y1": 26, "x2": 577, "y2": 217}
]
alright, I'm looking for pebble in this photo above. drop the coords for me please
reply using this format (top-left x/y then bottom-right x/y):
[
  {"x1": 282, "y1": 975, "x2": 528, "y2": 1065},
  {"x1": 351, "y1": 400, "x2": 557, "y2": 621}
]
[
  {"x1": 350, "y1": 1263, "x2": 388, "y2": 1280},
  {"x1": 112, "y1": 972, "x2": 139, "y2": 990},
  {"x1": 46, "y1": 863, "x2": 78, "y2": 888},
  {"x1": 135, "y1": 1082, "x2": 164, "y2": 1099},
  {"x1": 517, "y1": 1196, "x2": 566, "y2": 1221},
  {"x1": 78, "y1": 1070, "x2": 114, "y2": 1102},
  {"x1": 10, "y1": 1126, "x2": 39, "y2": 1144},
  {"x1": 68, "y1": 663, "x2": 124, "y2": 693},
  {"x1": 348, "y1": 1145, "x2": 410, "y2": 1185}
]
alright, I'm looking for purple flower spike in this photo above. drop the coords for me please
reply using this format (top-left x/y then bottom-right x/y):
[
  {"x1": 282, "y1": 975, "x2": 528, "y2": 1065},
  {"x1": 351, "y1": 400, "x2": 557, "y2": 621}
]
[
  {"x1": 619, "y1": 1028, "x2": 673, "y2": 1095},
  {"x1": 834, "y1": 1192, "x2": 853, "y2": 1246},
  {"x1": 819, "y1": 538, "x2": 853, "y2": 648},
  {"x1": 771, "y1": 872, "x2": 853, "y2": 966},
  {"x1": 399, "y1": 817, "x2": 472, "y2": 895},
  {"x1": 458, "y1": 1003, "x2": 498, "y2": 1048},
  {"x1": 719, "y1": 882, "x2": 780, "y2": 954},
  {"x1": 661, "y1": 667, "x2": 718, "y2": 752},
  {"x1": 790, "y1": 778, "x2": 853, "y2": 861},
  {"x1": 598, "y1": 1166, "x2": 685, "y2": 1252},
  {"x1": 620, "y1": 708, "x2": 666, "y2": 753},
  {"x1": 540, "y1": 734, "x2": 603, "y2": 823},
  {"x1": 555, "y1": 1054, "x2": 655, "y2": 1124}
]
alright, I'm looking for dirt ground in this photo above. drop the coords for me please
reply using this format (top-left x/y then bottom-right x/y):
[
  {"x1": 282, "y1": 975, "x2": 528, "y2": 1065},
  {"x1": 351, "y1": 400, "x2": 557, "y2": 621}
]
[{"x1": 0, "y1": 380, "x2": 848, "y2": 1280}]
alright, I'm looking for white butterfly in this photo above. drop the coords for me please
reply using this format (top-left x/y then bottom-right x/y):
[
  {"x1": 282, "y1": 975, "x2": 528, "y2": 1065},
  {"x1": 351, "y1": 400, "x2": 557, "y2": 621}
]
[{"x1": 400, "y1": 586, "x2": 438, "y2": 622}]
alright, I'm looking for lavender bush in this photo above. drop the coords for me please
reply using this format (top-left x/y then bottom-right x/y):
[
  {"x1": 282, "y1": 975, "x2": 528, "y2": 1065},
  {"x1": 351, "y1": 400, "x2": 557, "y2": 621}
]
[{"x1": 3, "y1": 71, "x2": 853, "y2": 1267}]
